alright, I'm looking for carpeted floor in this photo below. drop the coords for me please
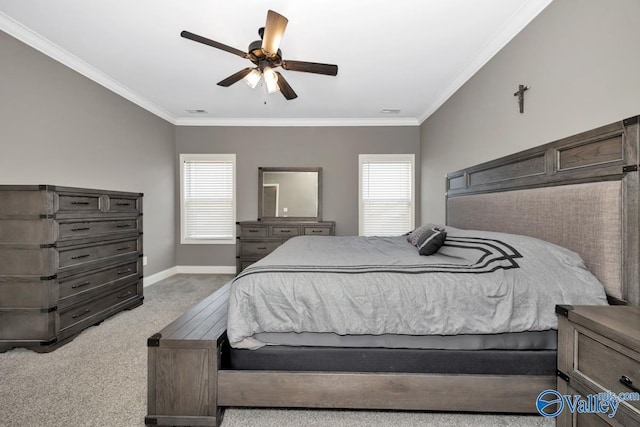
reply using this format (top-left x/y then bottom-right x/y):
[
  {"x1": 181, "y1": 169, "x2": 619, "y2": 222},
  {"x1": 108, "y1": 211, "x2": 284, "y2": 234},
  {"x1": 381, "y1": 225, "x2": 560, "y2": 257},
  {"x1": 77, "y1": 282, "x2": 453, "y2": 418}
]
[{"x1": 0, "y1": 274, "x2": 553, "y2": 426}]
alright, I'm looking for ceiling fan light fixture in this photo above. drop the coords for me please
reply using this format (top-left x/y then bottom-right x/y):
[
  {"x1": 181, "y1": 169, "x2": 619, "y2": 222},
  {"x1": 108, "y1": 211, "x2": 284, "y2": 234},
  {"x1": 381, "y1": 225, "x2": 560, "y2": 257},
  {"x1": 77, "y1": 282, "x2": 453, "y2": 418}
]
[
  {"x1": 263, "y1": 67, "x2": 279, "y2": 94},
  {"x1": 243, "y1": 68, "x2": 262, "y2": 89}
]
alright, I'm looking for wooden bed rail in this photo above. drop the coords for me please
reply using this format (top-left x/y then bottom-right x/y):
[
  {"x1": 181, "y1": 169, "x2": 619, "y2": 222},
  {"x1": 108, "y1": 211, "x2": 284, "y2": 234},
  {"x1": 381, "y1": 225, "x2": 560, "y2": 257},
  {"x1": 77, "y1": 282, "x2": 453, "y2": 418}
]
[{"x1": 217, "y1": 370, "x2": 553, "y2": 413}]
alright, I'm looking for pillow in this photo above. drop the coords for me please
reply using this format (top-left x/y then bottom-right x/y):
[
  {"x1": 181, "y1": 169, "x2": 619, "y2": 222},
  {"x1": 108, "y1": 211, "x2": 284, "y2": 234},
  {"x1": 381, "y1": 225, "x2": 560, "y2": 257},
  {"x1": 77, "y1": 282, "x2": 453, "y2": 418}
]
[
  {"x1": 407, "y1": 223, "x2": 444, "y2": 246},
  {"x1": 416, "y1": 228, "x2": 447, "y2": 256}
]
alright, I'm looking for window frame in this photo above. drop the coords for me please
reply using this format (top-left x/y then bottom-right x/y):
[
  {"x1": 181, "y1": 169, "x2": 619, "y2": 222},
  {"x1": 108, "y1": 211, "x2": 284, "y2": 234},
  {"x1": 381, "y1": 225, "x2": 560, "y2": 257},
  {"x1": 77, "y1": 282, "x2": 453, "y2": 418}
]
[
  {"x1": 180, "y1": 153, "x2": 236, "y2": 245},
  {"x1": 358, "y1": 153, "x2": 415, "y2": 236}
]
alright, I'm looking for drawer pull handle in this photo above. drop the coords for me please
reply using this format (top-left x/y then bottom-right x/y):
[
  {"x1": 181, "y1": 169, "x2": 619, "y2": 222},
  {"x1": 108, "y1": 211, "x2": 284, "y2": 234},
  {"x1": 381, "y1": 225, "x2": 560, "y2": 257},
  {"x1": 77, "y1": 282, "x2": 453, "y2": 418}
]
[
  {"x1": 118, "y1": 291, "x2": 133, "y2": 299},
  {"x1": 117, "y1": 202, "x2": 131, "y2": 206},
  {"x1": 117, "y1": 269, "x2": 133, "y2": 275},
  {"x1": 116, "y1": 224, "x2": 131, "y2": 228},
  {"x1": 71, "y1": 280, "x2": 91, "y2": 289},
  {"x1": 257, "y1": 246, "x2": 267, "y2": 250},
  {"x1": 249, "y1": 229, "x2": 259, "y2": 233},
  {"x1": 620, "y1": 375, "x2": 640, "y2": 393},
  {"x1": 71, "y1": 201, "x2": 90, "y2": 205},
  {"x1": 280, "y1": 230, "x2": 291, "y2": 233},
  {"x1": 72, "y1": 309, "x2": 91, "y2": 319},
  {"x1": 71, "y1": 227, "x2": 91, "y2": 232},
  {"x1": 311, "y1": 230, "x2": 323, "y2": 233},
  {"x1": 117, "y1": 246, "x2": 132, "y2": 251},
  {"x1": 71, "y1": 254, "x2": 90, "y2": 260}
]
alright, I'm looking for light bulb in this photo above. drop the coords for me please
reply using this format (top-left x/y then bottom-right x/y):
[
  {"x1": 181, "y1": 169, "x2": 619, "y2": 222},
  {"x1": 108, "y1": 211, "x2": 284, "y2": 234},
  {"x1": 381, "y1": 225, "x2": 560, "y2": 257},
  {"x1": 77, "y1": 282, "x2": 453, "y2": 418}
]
[
  {"x1": 243, "y1": 69, "x2": 262, "y2": 89},
  {"x1": 263, "y1": 67, "x2": 280, "y2": 94}
]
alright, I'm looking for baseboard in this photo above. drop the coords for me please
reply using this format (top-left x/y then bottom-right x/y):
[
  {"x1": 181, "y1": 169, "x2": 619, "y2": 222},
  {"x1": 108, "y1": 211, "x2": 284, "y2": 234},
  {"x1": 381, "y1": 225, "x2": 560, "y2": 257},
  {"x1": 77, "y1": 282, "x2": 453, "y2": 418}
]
[
  {"x1": 143, "y1": 267, "x2": 178, "y2": 287},
  {"x1": 176, "y1": 265, "x2": 237, "y2": 275},
  {"x1": 143, "y1": 265, "x2": 237, "y2": 287}
]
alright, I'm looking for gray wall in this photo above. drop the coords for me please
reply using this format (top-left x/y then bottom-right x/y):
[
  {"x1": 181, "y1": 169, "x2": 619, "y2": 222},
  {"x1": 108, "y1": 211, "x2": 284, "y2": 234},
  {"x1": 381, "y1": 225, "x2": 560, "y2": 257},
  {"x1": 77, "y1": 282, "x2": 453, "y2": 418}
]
[
  {"x1": 420, "y1": 0, "x2": 640, "y2": 224},
  {"x1": 176, "y1": 126, "x2": 420, "y2": 266},
  {"x1": 0, "y1": 31, "x2": 176, "y2": 276}
]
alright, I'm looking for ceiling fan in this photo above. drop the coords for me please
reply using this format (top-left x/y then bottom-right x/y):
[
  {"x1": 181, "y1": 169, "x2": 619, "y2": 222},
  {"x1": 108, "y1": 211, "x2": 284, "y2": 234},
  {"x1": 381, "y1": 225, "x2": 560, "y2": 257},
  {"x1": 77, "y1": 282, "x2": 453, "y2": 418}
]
[{"x1": 181, "y1": 10, "x2": 338, "y2": 100}]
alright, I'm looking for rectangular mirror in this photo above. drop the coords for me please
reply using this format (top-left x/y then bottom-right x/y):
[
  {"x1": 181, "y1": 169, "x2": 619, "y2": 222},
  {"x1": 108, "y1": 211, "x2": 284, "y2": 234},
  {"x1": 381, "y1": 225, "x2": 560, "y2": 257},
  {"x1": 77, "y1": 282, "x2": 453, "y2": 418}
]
[{"x1": 258, "y1": 167, "x2": 322, "y2": 221}]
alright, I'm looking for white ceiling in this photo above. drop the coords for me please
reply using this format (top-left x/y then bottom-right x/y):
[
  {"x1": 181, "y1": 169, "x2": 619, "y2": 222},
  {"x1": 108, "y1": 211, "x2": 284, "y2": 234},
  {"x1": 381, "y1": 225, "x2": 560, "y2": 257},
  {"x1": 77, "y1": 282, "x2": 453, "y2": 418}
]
[{"x1": 0, "y1": 0, "x2": 552, "y2": 126}]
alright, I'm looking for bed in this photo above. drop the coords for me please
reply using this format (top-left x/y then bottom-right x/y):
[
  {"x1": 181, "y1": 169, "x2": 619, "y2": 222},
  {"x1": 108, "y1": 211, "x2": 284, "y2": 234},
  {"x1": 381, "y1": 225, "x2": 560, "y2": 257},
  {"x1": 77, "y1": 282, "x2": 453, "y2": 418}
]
[
  {"x1": 146, "y1": 116, "x2": 640, "y2": 426},
  {"x1": 228, "y1": 229, "x2": 606, "y2": 346}
]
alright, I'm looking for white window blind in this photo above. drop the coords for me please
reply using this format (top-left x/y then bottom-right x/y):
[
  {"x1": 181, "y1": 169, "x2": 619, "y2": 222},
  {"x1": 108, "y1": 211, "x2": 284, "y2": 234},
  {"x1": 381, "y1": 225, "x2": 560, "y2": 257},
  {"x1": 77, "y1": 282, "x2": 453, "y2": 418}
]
[
  {"x1": 359, "y1": 154, "x2": 414, "y2": 236},
  {"x1": 180, "y1": 154, "x2": 236, "y2": 244}
]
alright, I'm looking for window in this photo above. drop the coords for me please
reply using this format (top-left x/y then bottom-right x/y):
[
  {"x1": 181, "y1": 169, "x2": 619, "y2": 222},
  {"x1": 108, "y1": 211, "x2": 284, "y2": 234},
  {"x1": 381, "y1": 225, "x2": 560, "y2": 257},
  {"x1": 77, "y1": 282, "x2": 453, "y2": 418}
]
[
  {"x1": 180, "y1": 154, "x2": 236, "y2": 244},
  {"x1": 359, "y1": 154, "x2": 415, "y2": 236}
]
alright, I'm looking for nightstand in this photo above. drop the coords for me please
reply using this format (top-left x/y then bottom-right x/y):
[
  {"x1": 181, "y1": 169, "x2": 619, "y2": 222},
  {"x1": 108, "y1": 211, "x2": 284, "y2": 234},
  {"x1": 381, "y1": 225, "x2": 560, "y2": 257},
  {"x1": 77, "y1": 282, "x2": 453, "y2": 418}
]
[{"x1": 556, "y1": 305, "x2": 640, "y2": 426}]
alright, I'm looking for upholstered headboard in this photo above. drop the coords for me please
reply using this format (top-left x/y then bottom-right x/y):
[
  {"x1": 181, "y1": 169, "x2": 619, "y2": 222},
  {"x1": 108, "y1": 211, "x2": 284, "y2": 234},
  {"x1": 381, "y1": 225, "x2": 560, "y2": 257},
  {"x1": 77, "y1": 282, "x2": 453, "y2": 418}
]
[{"x1": 445, "y1": 116, "x2": 639, "y2": 306}]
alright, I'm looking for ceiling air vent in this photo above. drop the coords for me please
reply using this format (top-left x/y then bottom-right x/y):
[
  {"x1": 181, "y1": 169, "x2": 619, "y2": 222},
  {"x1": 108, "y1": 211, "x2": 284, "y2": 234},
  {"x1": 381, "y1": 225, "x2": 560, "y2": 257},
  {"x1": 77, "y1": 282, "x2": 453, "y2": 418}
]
[
  {"x1": 380, "y1": 109, "x2": 400, "y2": 114},
  {"x1": 186, "y1": 109, "x2": 207, "y2": 114}
]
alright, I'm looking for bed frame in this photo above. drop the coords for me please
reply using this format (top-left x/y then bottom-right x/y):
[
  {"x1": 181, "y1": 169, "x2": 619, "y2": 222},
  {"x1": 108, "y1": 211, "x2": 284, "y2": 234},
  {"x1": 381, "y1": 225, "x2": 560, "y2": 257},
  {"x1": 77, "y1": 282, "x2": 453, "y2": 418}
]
[{"x1": 146, "y1": 116, "x2": 640, "y2": 426}]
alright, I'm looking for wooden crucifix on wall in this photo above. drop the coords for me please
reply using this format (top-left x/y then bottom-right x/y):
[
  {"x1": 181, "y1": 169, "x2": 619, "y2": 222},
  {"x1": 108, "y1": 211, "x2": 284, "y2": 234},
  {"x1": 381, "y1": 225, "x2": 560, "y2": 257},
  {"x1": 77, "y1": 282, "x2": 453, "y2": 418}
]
[{"x1": 514, "y1": 84, "x2": 529, "y2": 113}]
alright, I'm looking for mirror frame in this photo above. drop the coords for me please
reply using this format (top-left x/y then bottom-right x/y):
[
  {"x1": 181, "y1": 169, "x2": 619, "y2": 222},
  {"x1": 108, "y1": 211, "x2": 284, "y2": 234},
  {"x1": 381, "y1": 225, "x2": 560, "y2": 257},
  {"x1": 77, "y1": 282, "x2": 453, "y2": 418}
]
[{"x1": 258, "y1": 167, "x2": 322, "y2": 221}]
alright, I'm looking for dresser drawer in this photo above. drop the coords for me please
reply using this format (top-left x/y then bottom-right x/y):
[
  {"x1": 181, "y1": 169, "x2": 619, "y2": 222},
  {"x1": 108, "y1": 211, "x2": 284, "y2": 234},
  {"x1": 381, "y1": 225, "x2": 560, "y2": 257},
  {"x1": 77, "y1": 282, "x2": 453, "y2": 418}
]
[
  {"x1": 575, "y1": 411, "x2": 611, "y2": 427},
  {"x1": 0, "y1": 278, "x2": 57, "y2": 309},
  {"x1": 60, "y1": 281, "x2": 140, "y2": 331},
  {"x1": 59, "y1": 261, "x2": 139, "y2": 302},
  {"x1": 0, "y1": 219, "x2": 57, "y2": 244},
  {"x1": 240, "y1": 241, "x2": 282, "y2": 258},
  {"x1": 59, "y1": 219, "x2": 139, "y2": 239},
  {"x1": 0, "y1": 309, "x2": 57, "y2": 341},
  {"x1": 240, "y1": 225, "x2": 268, "y2": 237},
  {"x1": 58, "y1": 238, "x2": 140, "y2": 269},
  {"x1": 576, "y1": 332, "x2": 640, "y2": 412},
  {"x1": 271, "y1": 226, "x2": 299, "y2": 237},
  {"x1": 303, "y1": 226, "x2": 331, "y2": 236},
  {"x1": 109, "y1": 197, "x2": 140, "y2": 213},
  {"x1": 58, "y1": 194, "x2": 101, "y2": 212}
]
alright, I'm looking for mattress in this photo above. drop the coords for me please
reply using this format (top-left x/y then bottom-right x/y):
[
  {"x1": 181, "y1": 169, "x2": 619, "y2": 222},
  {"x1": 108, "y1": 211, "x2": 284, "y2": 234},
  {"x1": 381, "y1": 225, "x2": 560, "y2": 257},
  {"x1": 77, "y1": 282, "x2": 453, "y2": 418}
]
[
  {"x1": 253, "y1": 329, "x2": 557, "y2": 350},
  {"x1": 228, "y1": 227, "x2": 608, "y2": 349}
]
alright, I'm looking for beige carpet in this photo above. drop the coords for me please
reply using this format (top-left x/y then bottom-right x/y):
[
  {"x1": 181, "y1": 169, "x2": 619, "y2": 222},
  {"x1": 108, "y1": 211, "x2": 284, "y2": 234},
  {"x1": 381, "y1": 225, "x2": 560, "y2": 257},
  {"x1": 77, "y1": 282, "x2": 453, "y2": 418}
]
[{"x1": 0, "y1": 274, "x2": 552, "y2": 426}]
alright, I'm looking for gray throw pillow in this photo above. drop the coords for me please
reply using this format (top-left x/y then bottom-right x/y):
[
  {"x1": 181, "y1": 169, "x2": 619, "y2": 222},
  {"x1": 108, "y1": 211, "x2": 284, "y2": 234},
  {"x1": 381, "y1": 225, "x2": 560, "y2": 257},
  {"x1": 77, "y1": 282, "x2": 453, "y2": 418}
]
[
  {"x1": 417, "y1": 228, "x2": 447, "y2": 256},
  {"x1": 407, "y1": 223, "x2": 444, "y2": 246}
]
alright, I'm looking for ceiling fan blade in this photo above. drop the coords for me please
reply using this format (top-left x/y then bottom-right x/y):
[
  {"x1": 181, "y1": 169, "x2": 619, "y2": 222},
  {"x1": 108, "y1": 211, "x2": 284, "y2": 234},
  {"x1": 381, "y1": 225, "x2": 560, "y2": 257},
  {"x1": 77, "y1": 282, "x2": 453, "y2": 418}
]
[
  {"x1": 261, "y1": 10, "x2": 288, "y2": 55},
  {"x1": 282, "y1": 60, "x2": 338, "y2": 76},
  {"x1": 274, "y1": 72, "x2": 298, "y2": 100},
  {"x1": 217, "y1": 68, "x2": 253, "y2": 87},
  {"x1": 181, "y1": 30, "x2": 248, "y2": 59}
]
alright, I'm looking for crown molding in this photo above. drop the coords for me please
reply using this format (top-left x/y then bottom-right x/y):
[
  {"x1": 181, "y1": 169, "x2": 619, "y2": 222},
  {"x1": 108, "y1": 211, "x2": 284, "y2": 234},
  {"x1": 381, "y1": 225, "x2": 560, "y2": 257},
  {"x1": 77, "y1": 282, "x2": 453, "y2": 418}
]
[
  {"x1": 174, "y1": 117, "x2": 420, "y2": 127},
  {"x1": 417, "y1": 0, "x2": 553, "y2": 125},
  {"x1": 0, "y1": 12, "x2": 177, "y2": 124}
]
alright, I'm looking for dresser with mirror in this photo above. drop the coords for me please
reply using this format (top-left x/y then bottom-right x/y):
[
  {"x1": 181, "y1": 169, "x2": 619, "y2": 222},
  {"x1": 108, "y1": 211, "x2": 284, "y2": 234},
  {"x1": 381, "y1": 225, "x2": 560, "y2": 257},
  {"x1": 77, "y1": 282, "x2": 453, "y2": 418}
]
[{"x1": 237, "y1": 167, "x2": 335, "y2": 273}]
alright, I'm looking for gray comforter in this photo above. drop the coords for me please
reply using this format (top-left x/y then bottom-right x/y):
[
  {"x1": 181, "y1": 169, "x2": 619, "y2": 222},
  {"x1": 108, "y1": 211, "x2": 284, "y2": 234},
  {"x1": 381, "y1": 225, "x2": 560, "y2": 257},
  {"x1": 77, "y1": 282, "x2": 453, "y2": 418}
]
[{"x1": 227, "y1": 227, "x2": 608, "y2": 349}]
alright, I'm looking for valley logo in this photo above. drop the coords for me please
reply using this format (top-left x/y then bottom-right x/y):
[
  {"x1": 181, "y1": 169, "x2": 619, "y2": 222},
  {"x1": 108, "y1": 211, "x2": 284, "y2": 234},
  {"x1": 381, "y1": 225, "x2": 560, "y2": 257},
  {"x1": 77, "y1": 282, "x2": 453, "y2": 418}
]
[{"x1": 536, "y1": 389, "x2": 640, "y2": 418}]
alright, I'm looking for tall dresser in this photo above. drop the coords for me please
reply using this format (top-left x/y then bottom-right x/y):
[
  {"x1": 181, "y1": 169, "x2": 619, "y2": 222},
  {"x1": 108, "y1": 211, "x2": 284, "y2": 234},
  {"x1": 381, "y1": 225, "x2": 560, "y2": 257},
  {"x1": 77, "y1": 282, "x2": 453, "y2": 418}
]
[
  {"x1": 237, "y1": 220, "x2": 335, "y2": 273},
  {"x1": 0, "y1": 185, "x2": 144, "y2": 352}
]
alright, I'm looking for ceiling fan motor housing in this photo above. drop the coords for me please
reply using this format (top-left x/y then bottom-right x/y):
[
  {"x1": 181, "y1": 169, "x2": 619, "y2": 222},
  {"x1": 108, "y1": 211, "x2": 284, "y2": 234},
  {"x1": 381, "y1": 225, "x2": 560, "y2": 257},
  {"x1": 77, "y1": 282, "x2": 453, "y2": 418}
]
[
  {"x1": 248, "y1": 40, "x2": 262, "y2": 56},
  {"x1": 248, "y1": 40, "x2": 282, "y2": 69}
]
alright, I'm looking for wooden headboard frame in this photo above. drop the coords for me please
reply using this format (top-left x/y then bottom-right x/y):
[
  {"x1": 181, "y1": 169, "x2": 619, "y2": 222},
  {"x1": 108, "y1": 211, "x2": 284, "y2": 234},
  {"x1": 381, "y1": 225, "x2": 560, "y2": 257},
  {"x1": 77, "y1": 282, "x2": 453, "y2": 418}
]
[{"x1": 445, "y1": 116, "x2": 639, "y2": 306}]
